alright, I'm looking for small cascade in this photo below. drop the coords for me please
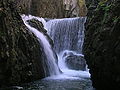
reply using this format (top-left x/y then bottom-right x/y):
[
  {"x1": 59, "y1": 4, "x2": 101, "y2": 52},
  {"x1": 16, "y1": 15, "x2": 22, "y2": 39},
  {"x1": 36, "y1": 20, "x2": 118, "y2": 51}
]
[{"x1": 21, "y1": 15, "x2": 60, "y2": 76}]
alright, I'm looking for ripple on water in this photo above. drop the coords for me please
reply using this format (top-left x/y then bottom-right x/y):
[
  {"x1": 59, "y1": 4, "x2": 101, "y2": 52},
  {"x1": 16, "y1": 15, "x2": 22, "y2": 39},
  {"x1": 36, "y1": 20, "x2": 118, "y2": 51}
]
[{"x1": 21, "y1": 78, "x2": 93, "y2": 90}]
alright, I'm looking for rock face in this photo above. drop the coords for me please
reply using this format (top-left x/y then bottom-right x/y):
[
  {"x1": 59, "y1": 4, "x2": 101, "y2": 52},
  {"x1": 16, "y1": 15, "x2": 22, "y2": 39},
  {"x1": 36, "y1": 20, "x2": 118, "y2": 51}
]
[
  {"x1": 27, "y1": 18, "x2": 59, "y2": 63},
  {"x1": 30, "y1": 0, "x2": 64, "y2": 18},
  {"x1": 27, "y1": 19, "x2": 54, "y2": 47},
  {"x1": 59, "y1": 0, "x2": 88, "y2": 17},
  {"x1": 16, "y1": 0, "x2": 64, "y2": 18},
  {"x1": 65, "y1": 55, "x2": 86, "y2": 70},
  {"x1": 15, "y1": 0, "x2": 32, "y2": 14},
  {"x1": 16, "y1": 0, "x2": 87, "y2": 18},
  {"x1": 0, "y1": 0, "x2": 49, "y2": 87},
  {"x1": 84, "y1": 0, "x2": 120, "y2": 90}
]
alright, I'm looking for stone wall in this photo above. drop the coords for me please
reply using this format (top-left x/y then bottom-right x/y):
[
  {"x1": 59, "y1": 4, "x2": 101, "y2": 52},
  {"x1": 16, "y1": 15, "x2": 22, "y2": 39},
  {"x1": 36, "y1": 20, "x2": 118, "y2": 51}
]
[{"x1": 84, "y1": 0, "x2": 120, "y2": 89}]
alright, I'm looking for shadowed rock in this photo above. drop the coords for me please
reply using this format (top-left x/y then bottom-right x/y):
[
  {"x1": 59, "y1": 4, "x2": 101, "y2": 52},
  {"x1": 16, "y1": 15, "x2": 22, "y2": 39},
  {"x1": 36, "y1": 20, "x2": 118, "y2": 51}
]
[
  {"x1": 65, "y1": 55, "x2": 86, "y2": 70},
  {"x1": 84, "y1": 0, "x2": 120, "y2": 89},
  {"x1": 0, "y1": 0, "x2": 50, "y2": 87}
]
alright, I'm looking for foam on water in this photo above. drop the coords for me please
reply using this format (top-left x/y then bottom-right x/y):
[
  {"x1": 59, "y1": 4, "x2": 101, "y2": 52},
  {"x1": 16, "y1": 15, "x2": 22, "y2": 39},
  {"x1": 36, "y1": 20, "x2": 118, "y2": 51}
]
[
  {"x1": 21, "y1": 15, "x2": 90, "y2": 80},
  {"x1": 22, "y1": 15, "x2": 60, "y2": 76}
]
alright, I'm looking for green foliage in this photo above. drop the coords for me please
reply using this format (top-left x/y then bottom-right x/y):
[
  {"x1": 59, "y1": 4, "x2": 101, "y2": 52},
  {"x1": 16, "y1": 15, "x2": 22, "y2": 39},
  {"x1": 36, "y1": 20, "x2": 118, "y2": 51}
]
[
  {"x1": 102, "y1": 12, "x2": 108, "y2": 24},
  {"x1": 103, "y1": 4, "x2": 112, "y2": 12},
  {"x1": 113, "y1": 16, "x2": 120, "y2": 23},
  {"x1": 98, "y1": 0, "x2": 108, "y2": 6},
  {"x1": 95, "y1": 1, "x2": 112, "y2": 12},
  {"x1": 98, "y1": 1, "x2": 106, "y2": 7}
]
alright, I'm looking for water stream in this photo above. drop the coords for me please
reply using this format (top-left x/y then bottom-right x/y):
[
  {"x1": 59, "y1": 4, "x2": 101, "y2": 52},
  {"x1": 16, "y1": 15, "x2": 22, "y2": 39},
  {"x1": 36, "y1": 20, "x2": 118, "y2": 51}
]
[
  {"x1": 18, "y1": 15, "x2": 94, "y2": 90},
  {"x1": 22, "y1": 15, "x2": 60, "y2": 76}
]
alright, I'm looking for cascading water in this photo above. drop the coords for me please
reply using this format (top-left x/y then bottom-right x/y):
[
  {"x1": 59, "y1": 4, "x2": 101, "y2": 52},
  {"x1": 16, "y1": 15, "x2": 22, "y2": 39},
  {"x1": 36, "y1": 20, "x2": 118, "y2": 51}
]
[
  {"x1": 21, "y1": 15, "x2": 90, "y2": 79},
  {"x1": 58, "y1": 50, "x2": 84, "y2": 70},
  {"x1": 21, "y1": 15, "x2": 60, "y2": 76},
  {"x1": 44, "y1": 17, "x2": 85, "y2": 53},
  {"x1": 43, "y1": 17, "x2": 89, "y2": 75}
]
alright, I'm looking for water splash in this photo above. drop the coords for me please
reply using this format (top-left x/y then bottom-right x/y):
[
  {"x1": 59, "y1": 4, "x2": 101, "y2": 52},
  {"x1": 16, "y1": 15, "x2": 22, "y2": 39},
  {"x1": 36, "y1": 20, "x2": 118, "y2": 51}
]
[
  {"x1": 58, "y1": 50, "x2": 84, "y2": 70},
  {"x1": 43, "y1": 17, "x2": 90, "y2": 79},
  {"x1": 21, "y1": 15, "x2": 90, "y2": 80},
  {"x1": 57, "y1": 50, "x2": 90, "y2": 79}
]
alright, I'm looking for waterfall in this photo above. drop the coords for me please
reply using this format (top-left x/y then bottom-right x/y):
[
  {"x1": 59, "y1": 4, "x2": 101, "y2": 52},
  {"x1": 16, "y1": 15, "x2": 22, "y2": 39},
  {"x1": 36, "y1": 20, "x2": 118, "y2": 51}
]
[
  {"x1": 44, "y1": 17, "x2": 86, "y2": 54},
  {"x1": 43, "y1": 17, "x2": 87, "y2": 68},
  {"x1": 21, "y1": 15, "x2": 60, "y2": 76},
  {"x1": 42, "y1": 17, "x2": 90, "y2": 78},
  {"x1": 22, "y1": 15, "x2": 90, "y2": 79}
]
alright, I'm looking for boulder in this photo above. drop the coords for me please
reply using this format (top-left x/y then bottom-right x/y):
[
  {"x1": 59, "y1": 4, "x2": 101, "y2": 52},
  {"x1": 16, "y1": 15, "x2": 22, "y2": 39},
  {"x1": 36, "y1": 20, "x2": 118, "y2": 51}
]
[{"x1": 65, "y1": 54, "x2": 86, "y2": 70}]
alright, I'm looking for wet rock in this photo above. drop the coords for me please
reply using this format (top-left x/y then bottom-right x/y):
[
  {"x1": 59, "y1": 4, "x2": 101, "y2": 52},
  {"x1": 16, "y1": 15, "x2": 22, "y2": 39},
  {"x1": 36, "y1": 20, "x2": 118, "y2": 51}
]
[
  {"x1": 84, "y1": 0, "x2": 120, "y2": 89},
  {"x1": 26, "y1": 18, "x2": 61, "y2": 72},
  {"x1": 27, "y1": 19, "x2": 54, "y2": 47},
  {"x1": 65, "y1": 55, "x2": 86, "y2": 70},
  {"x1": 0, "y1": 0, "x2": 49, "y2": 87}
]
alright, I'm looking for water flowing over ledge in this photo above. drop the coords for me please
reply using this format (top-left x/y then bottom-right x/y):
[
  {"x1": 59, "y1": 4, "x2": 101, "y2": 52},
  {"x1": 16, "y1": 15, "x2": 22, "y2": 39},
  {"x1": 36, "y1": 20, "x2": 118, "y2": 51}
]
[
  {"x1": 22, "y1": 15, "x2": 61, "y2": 76},
  {"x1": 21, "y1": 15, "x2": 90, "y2": 80}
]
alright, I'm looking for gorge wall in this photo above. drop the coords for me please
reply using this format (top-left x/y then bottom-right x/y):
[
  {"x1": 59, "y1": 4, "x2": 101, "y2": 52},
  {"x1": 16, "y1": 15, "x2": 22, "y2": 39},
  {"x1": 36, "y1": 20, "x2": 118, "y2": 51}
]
[
  {"x1": 0, "y1": 0, "x2": 88, "y2": 88},
  {"x1": 0, "y1": 0, "x2": 50, "y2": 87},
  {"x1": 15, "y1": 0, "x2": 64, "y2": 18},
  {"x1": 84, "y1": 0, "x2": 120, "y2": 89},
  {"x1": 16, "y1": 0, "x2": 87, "y2": 18},
  {"x1": 63, "y1": 0, "x2": 87, "y2": 17},
  {"x1": 1, "y1": 0, "x2": 120, "y2": 89}
]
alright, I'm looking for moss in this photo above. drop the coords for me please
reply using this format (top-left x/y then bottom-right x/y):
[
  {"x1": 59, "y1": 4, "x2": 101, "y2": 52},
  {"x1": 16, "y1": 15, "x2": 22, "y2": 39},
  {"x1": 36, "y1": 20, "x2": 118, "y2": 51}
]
[{"x1": 84, "y1": 0, "x2": 120, "y2": 89}]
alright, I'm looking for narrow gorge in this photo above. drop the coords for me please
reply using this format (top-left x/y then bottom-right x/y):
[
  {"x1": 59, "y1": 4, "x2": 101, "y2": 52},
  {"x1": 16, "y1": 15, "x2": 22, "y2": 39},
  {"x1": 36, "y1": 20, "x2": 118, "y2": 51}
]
[{"x1": 0, "y1": 0, "x2": 120, "y2": 90}]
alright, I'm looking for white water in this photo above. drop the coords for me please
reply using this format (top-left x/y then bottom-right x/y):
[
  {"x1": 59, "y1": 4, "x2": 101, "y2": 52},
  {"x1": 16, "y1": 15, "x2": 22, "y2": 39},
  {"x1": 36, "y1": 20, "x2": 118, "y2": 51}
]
[
  {"x1": 44, "y1": 17, "x2": 86, "y2": 53},
  {"x1": 22, "y1": 15, "x2": 60, "y2": 76},
  {"x1": 54, "y1": 50, "x2": 90, "y2": 79},
  {"x1": 58, "y1": 50, "x2": 84, "y2": 70},
  {"x1": 43, "y1": 17, "x2": 90, "y2": 79},
  {"x1": 21, "y1": 15, "x2": 90, "y2": 80}
]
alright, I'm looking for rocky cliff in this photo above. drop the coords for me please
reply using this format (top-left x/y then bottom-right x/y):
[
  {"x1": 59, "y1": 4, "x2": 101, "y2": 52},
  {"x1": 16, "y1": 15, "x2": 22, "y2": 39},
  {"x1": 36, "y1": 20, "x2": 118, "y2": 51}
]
[
  {"x1": 0, "y1": 0, "x2": 49, "y2": 87},
  {"x1": 84, "y1": 0, "x2": 120, "y2": 89},
  {"x1": 15, "y1": 0, "x2": 64, "y2": 18},
  {"x1": 16, "y1": 0, "x2": 87, "y2": 18},
  {"x1": 63, "y1": 0, "x2": 87, "y2": 17}
]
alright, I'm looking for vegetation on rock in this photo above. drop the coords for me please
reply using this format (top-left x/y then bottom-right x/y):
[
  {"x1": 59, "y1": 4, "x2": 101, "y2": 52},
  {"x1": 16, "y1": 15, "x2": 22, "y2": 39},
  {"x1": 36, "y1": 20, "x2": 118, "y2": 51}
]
[{"x1": 84, "y1": 0, "x2": 120, "y2": 89}]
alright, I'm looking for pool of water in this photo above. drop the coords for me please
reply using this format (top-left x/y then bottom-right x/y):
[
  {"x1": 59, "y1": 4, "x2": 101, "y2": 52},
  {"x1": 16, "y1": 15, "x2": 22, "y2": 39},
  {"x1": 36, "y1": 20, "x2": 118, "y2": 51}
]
[
  {"x1": 20, "y1": 78, "x2": 93, "y2": 90},
  {"x1": 0, "y1": 70, "x2": 93, "y2": 90}
]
